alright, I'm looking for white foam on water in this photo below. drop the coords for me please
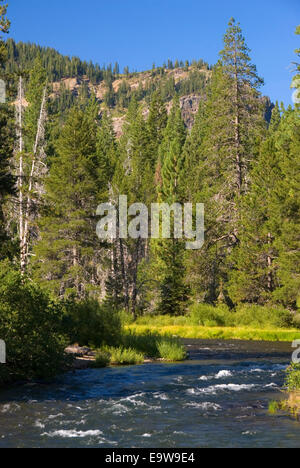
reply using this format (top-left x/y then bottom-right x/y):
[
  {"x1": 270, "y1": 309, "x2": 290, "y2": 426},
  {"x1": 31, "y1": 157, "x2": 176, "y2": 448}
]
[
  {"x1": 0, "y1": 403, "x2": 20, "y2": 414},
  {"x1": 42, "y1": 429, "x2": 103, "y2": 439},
  {"x1": 185, "y1": 402, "x2": 222, "y2": 411},
  {"x1": 111, "y1": 403, "x2": 130, "y2": 415},
  {"x1": 120, "y1": 395, "x2": 149, "y2": 407},
  {"x1": 215, "y1": 370, "x2": 233, "y2": 379},
  {"x1": 98, "y1": 438, "x2": 118, "y2": 445},
  {"x1": 1, "y1": 404, "x2": 12, "y2": 414},
  {"x1": 153, "y1": 392, "x2": 169, "y2": 401},
  {"x1": 119, "y1": 394, "x2": 161, "y2": 412},
  {"x1": 48, "y1": 413, "x2": 64, "y2": 420},
  {"x1": 35, "y1": 420, "x2": 45, "y2": 429},
  {"x1": 76, "y1": 419, "x2": 87, "y2": 426},
  {"x1": 142, "y1": 434, "x2": 152, "y2": 438},
  {"x1": 265, "y1": 383, "x2": 278, "y2": 388},
  {"x1": 186, "y1": 388, "x2": 205, "y2": 395},
  {"x1": 214, "y1": 384, "x2": 256, "y2": 392},
  {"x1": 187, "y1": 383, "x2": 256, "y2": 395}
]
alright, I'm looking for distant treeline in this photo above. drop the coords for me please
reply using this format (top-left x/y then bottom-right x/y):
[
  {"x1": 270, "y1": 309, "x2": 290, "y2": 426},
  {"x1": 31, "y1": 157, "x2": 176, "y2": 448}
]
[{"x1": 4, "y1": 38, "x2": 210, "y2": 84}]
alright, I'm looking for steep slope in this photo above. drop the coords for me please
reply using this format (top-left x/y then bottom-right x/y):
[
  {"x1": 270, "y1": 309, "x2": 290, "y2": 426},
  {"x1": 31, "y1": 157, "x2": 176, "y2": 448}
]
[{"x1": 5, "y1": 39, "x2": 273, "y2": 136}]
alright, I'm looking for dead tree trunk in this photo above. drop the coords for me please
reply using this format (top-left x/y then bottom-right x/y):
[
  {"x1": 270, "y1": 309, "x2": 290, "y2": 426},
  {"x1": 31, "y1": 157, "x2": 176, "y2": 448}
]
[
  {"x1": 22, "y1": 86, "x2": 47, "y2": 269},
  {"x1": 15, "y1": 76, "x2": 26, "y2": 274}
]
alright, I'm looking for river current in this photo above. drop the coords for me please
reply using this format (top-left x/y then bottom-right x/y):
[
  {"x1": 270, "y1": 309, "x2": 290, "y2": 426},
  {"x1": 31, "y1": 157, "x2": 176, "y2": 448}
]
[{"x1": 0, "y1": 340, "x2": 299, "y2": 448}]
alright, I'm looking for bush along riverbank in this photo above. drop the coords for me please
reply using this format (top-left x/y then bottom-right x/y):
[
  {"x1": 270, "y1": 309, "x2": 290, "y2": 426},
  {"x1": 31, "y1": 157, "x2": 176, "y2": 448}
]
[
  {"x1": 282, "y1": 365, "x2": 300, "y2": 418},
  {"x1": 269, "y1": 365, "x2": 300, "y2": 419},
  {"x1": 80, "y1": 333, "x2": 188, "y2": 369}
]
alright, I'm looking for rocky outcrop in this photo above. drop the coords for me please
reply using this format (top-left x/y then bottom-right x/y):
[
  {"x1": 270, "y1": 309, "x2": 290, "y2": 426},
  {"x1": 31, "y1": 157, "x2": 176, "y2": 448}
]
[
  {"x1": 65, "y1": 345, "x2": 96, "y2": 358},
  {"x1": 180, "y1": 94, "x2": 202, "y2": 129}
]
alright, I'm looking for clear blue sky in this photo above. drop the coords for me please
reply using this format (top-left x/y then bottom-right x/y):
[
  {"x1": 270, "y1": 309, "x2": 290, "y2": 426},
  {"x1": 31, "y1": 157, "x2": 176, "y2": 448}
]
[{"x1": 6, "y1": 0, "x2": 300, "y2": 105}]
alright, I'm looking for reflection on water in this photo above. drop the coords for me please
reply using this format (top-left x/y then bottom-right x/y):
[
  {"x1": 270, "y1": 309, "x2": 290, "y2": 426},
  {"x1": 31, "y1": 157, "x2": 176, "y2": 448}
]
[{"x1": 0, "y1": 340, "x2": 299, "y2": 448}]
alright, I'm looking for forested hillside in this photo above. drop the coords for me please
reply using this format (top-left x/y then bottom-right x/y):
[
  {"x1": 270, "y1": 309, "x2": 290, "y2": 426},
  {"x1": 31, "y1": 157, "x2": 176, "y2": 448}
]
[
  {"x1": 4, "y1": 38, "x2": 214, "y2": 129},
  {"x1": 0, "y1": 0, "x2": 299, "y2": 383}
]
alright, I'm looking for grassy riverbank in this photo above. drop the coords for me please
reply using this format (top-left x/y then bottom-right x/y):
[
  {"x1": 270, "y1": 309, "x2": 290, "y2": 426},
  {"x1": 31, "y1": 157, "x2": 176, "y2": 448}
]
[
  {"x1": 123, "y1": 305, "x2": 300, "y2": 342},
  {"x1": 270, "y1": 365, "x2": 300, "y2": 418},
  {"x1": 126, "y1": 325, "x2": 300, "y2": 342},
  {"x1": 92, "y1": 333, "x2": 188, "y2": 367}
]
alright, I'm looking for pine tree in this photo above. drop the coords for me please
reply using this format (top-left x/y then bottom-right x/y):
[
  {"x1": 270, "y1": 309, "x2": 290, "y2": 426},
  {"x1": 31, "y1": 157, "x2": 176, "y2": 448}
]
[
  {"x1": 292, "y1": 25, "x2": 300, "y2": 106},
  {"x1": 33, "y1": 107, "x2": 99, "y2": 298},
  {"x1": 108, "y1": 99, "x2": 153, "y2": 315},
  {"x1": 191, "y1": 19, "x2": 266, "y2": 302},
  {"x1": 182, "y1": 99, "x2": 207, "y2": 202},
  {"x1": 149, "y1": 95, "x2": 189, "y2": 316},
  {"x1": 96, "y1": 111, "x2": 123, "y2": 307},
  {"x1": 273, "y1": 105, "x2": 300, "y2": 307},
  {"x1": 157, "y1": 94, "x2": 186, "y2": 193},
  {"x1": 97, "y1": 111, "x2": 117, "y2": 195},
  {"x1": 0, "y1": 2, "x2": 15, "y2": 260},
  {"x1": 0, "y1": 1, "x2": 9, "y2": 67},
  {"x1": 147, "y1": 91, "x2": 168, "y2": 172},
  {"x1": 228, "y1": 104, "x2": 282, "y2": 304}
]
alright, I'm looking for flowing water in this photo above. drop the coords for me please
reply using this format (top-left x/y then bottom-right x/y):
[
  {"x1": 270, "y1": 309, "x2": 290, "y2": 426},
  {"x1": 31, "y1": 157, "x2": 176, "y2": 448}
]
[{"x1": 0, "y1": 340, "x2": 299, "y2": 448}]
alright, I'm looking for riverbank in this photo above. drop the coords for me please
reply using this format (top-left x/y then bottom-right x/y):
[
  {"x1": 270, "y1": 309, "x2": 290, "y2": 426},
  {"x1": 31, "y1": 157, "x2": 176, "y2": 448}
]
[
  {"x1": 67, "y1": 335, "x2": 188, "y2": 370},
  {"x1": 284, "y1": 392, "x2": 300, "y2": 417},
  {"x1": 282, "y1": 364, "x2": 300, "y2": 417},
  {"x1": 126, "y1": 325, "x2": 300, "y2": 342}
]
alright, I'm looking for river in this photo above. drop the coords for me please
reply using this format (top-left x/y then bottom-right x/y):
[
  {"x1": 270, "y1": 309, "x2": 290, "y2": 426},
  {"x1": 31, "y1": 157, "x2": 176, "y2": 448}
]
[{"x1": 0, "y1": 339, "x2": 299, "y2": 448}]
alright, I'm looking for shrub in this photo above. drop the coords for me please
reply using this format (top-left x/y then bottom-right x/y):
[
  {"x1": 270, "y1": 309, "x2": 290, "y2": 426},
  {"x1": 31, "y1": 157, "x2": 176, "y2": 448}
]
[
  {"x1": 63, "y1": 299, "x2": 122, "y2": 348},
  {"x1": 285, "y1": 364, "x2": 300, "y2": 391},
  {"x1": 119, "y1": 309, "x2": 135, "y2": 326},
  {"x1": 157, "y1": 339, "x2": 187, "y2": 361},
  {"x1": 0, "y1": 261, "x2": 67, "y2": 385},
  {"x1": 234, "y1": 304, "x2": 293, "y2": 329},
  {"x1": 269, "y1": 401, "x2": 280, "y2": 414},
  {"x1": 107, "y1": 347, "x2": 144, "y2": 366},
  {"x1": 188, "y1": 303, "x2": 234, "y2": 327},
  {"x1": 122, "y1": 331, "x2": 159, "y2": 357},
  {"x1": 94, "y1": 350, "x2": 110, "y2": 368},
  {"x1": 122, "y1": 331, "x2": 186, "y2": 361},
  {"x1": 292, "y1": 314, "x2": 300, "y2": 329}
]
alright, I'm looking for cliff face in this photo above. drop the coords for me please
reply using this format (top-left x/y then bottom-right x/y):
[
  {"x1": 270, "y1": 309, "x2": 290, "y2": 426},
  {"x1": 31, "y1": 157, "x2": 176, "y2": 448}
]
[
  {"x1": 179, "y1": 95, "x2": 202, "y2": 129},
  {"x1": 51, "y1": 66, "x2": 210, "y2": 136},
  {"x1": 109, "y1": 94, "x2": 203, "y2": 137}
]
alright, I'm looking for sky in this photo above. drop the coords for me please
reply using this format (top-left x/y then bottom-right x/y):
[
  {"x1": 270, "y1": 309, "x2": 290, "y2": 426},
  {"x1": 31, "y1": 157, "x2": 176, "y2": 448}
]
[{"x1": 6, "y1": 0, "x2": 300, "y2": 106}]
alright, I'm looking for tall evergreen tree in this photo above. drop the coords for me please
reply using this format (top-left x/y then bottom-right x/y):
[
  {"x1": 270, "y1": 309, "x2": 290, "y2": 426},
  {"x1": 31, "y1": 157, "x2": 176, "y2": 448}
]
[
  {"x1": 182, "y1": 99, "x2": 207, "y2": 202},
  {"x1": 108, "y1": 99, "x2": 153, "y2": 315},
  {"x1": 0, "y1": 1, "x2": 9, "y2": 67},
  {"x1": 228, "y1": 104, "x2": 282, "y2": 304},
  {"x1": 147, "y1": 91, "x2": 168, "y2": 171},
  {"x1": 149, "y1": 95, "x2": 189, "y2": 316},
  {"x1": 190, "y1": 19, "x2": 266, "y2": 302},
  {"x1": 292, "y1": 25, "x2": 300, "y2": 106},
  {"x1": 0, "y1": 2, "x2": 15, "y2": 260},
  {"x1": 33, "y1": 107, "x2": 100, "y2": 298},
  {"x1": 273, "y1": 108, "x2": 300, "y2": 308}
]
